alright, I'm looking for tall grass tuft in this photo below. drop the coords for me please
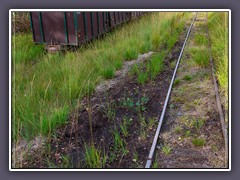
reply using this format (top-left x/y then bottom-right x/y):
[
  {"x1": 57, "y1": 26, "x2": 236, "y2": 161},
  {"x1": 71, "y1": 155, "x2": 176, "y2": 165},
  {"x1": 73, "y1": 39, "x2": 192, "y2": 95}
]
[{"x1": 208, "y1": 12, "x2": 228, "y2": 108}]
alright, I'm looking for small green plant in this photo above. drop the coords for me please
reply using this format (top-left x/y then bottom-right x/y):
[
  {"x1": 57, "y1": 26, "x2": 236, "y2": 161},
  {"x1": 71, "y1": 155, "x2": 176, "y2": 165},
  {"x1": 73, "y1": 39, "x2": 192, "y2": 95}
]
[
  {"x1": 175, "y1": 126, "x2": 182, "y2": 133},
  {"x1": 103, "y1": 102, "x2": 116, "y2": 121},
  {"x1": 137, "y1": 71, "x2": 148, "y2": 84},
  {"x1": 135, "y1": 96, "x2": 149, "y2": 112},
  {"x1": 170, "y1": 61, "x2": 176, "y2": 69},
  {"x1": 119, "y1": 117, "x2": 131, "y2": 138},
  {"x1": 183, "y1": 75, "x2": 192, "y2": 81},
  {"x1": 184, "y1": 130, "x2": 191, "y2": 137},
  {"x1": 192, "y1": 138, "x2": 205, "y2": 147},
  {"x1": 193, "y1": 118, "x2": 205, "y2": 131},
  {"x1": 120, "y1": 123, "x2": 128, "y2": 137},
  {"x1": 102, "y1": 66, "x2": 115, "y2": 79},
  {"x1": 84, "y1": 144, "x2": 106, "y2": 168},
  {"x1": 122, "y1": 97, "x2": 134, "y2": 109},
  {"x1": 132, "y1": 152, "x2": 138, "y2": 163},
  {"x1": 112, "y1": 128, "x2": 125, "y2": 152},
  {"x1": 148, "y1": 117, "x2": 156, "y2": 130},
  {"x1": 139, "y1": 128, "x2": 147, "y2": 140},
  {"x1": 129, "y1": 63, "x2": 140, "y2": 76},
  {"x1": 162, "y1": 145, "x2": 172, "y2": 155},
  {"x1": 173, "y1": 79, "x2": 181, "y2": 86},
  {"x1": 152, "y1": 162, "x2": 159, "y2": 168}
]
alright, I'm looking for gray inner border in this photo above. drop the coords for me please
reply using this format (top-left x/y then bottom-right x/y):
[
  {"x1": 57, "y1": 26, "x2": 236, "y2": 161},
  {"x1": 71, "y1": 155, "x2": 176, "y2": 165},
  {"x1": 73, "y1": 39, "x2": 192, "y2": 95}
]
[{"x1": 1, "y1": 0, "x2": 239, "y2": 179}]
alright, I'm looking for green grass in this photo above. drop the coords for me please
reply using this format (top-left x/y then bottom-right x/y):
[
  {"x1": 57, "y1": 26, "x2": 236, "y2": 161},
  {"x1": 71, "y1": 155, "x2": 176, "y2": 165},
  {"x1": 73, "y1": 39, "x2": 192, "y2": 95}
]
[
  {"x1": 84, "y1": 143, "x2": 106, "y2": 168},
  {"x1": 102, "y1": 66, "x2": 115, "y2": 79},
  {"x1": 173, "y1": 79, "x2": 181, "y2": 86},
  {"x1": 194, "y1": 34, "x2": 208, "y2": 46},
  {"x1": 137, "y1": 71, "x2": 148, "y2": 84},
  {"x1": 208, "y1": 12, "x2": 228, "y2": 109},
  {"x1": 189, "y1": 47, "x2": 210, "y2": 67},
  {"x1": 162, "y1": 145, "x2": 172, "y2": 155},
  {"x1": 12, "y1": 12, "x2": 190, "y2": 143},
  {"x1": 148, "y1": 52, "x2": 165, "y2": 79},
  {"x1": 12, "y1": 34, "x2": 44, "y2": 64},
  {"x1": 183, "y1": 75, "x2": 193, "y2": 81},
  {"x1": 192, "y1": 138, "x2": 205, "y2": 147},
  {"x1": 112, "y1": 127, "x2": 126, "y2": 153}
]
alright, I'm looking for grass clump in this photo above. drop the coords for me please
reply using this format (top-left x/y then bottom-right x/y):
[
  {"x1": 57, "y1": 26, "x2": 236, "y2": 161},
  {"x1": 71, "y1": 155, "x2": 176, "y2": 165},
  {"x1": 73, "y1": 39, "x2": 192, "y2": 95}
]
[
  {"x1": 162, "y1": 145, "x2": 172, "y2": 155},
  {"x1": 173, "y1": 79, "x2": 181, "y2": 86},
  {"x1": 84, "y1": 144, "x2": 106, "y2": 168},
  {"x1": 190, "y1": 48, "x2": 210, "y2": 67},
  {"x1": 137, "y1": 71, "x2": 148, "y2": 84},
  {"x1": 183, "y1": 75, "x2": 193, "y2": 81},
  {"x1": 194, "y1": 34, "x2": 208, "y2": 46},
  {"x1": 124, "y1": 47, "x2": 138, "y2": 60},
  {"x1": 148, "y1": 52, "x2": 165, "y2": 79},
  {"x1": 192, "y1": 138, "x2": 205, "y2": 147}
]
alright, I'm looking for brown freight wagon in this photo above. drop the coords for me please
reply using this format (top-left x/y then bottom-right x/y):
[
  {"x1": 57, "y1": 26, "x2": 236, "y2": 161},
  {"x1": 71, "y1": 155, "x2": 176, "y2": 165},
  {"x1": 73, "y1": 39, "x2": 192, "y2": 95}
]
[{"x1": 30, "y1": 11, "x2": 145, "y2": 48}]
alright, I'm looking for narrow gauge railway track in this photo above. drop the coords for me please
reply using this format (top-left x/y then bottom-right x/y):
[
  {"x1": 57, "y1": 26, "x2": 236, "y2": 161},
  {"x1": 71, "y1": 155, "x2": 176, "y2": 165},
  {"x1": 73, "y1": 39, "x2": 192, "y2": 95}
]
[{"x1": 145, "y1": 12, "x2": 228, "y2": 168}]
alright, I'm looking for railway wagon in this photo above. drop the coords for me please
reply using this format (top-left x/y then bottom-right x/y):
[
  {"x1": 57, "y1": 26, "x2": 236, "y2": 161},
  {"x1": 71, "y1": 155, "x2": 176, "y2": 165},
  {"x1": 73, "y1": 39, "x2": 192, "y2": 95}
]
[{"x1": 29, "y1": 11, "x2": 145, "y2": 48}]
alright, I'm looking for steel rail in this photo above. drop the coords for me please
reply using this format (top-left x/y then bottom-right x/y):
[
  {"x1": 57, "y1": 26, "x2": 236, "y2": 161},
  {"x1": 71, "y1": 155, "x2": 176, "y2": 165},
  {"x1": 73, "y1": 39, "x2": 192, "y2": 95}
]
[
  {"x1": 145, "y1": 13, "x2": 197, "y2": 168},
  {"x1": 205, "y1": 12, "x2": 228, "y2": 167}
]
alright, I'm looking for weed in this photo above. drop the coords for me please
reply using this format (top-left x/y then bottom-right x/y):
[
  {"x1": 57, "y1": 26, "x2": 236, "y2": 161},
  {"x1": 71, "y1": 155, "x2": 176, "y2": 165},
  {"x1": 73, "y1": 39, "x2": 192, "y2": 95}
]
[
  {"x1": 162, "y1": 145, "x2": 172, "y2": 155},
  {"x1": 193, "y1": 118, "x2": 205, "y2": 131},
  {"x1": 120, "y1": 121, "x2": 129, "y2": 137},
  {"x1": 132, "y1": 152, "x2": 138, "y2": 162},
  {"x1": 152, "y1": 162, "x2": 159, "y2": 168},
  {"x1": 170, "y1": 61, "x2": 176, "y2": 69},
  {"x1": 129, "y1": 63, "x2": 140, "y2": 76},
  {"x1": 192, "y1": 138, "x2": 205, "y2": 147},
  {"x1": 148, "y1": 117, "x2": 156, "y2": 130},
  {"x1": 175, "y1": 126, "x2": 182, "y2": 133},
  {"x1": 139, "y1": 128, "x2": 147, "y2": 141},
  {"x1": 84, "y1": 144, "x2": 106, "y2": 168},
  {"x1": 173, "y1": 79, "x2": 181, "y2": 86},
  {"x1": 122, "y1": 97, "x2": 134, "y2": 109},
  {"x1": 183, "y1": 75, "x2": 192, "y2": 81},
  {"x1": 135, "y1": 96, "x2": 149, "y2": 112},
  {"x1": 123, "y1": 116, "x2": 132, "y2": 126},
  {"x1": 137, "y1": 71, "x2": 148, "y2": 84},
  {"x1": 112, "y1": 128, "x2": 125, "y2": 152},
  {"x1": 184, "y1": 130, "x2": 191, "y2": 137}
]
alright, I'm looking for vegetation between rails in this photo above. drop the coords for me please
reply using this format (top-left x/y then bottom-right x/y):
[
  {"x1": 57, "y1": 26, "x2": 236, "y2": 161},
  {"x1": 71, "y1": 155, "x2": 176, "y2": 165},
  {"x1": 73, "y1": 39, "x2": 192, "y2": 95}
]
[{"x1": 12, "y1": 12, "x2": 190, "y2": 144}]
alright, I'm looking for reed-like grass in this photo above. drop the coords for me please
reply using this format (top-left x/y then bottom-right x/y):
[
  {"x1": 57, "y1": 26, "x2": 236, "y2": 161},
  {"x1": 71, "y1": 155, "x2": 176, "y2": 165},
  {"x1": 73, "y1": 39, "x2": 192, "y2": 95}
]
[{"x1": 208, "y1": 12, "x2": 228, "y2": 108}]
